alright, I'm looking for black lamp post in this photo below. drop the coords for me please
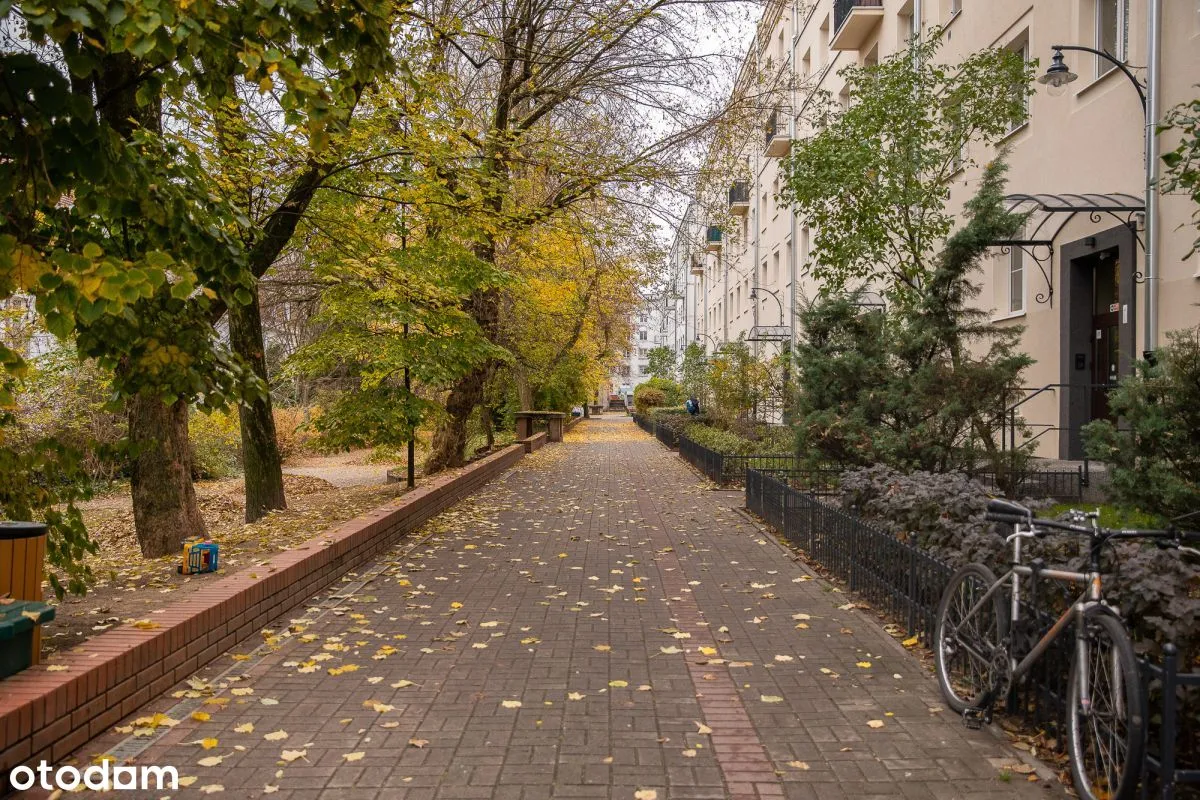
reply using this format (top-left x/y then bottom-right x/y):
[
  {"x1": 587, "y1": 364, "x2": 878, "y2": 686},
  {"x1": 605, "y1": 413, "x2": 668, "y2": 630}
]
[
  {"x1": 1037, "y1": 43, "x2": 1157, "y2": 359},
  {"x1": 1037, "y1": 45, "x2": 1145, "y2": 110},
  {"x1": 748, "y1": 285, "x2": 785, "y2": 325}
]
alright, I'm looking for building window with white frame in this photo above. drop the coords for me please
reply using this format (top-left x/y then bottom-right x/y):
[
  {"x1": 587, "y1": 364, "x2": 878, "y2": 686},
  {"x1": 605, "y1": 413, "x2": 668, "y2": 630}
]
[
  {"x1": 1008, "y1": 247, "x2": 1025, "y2": 314},
  {"x1": 1005, "y1": 32, "x2": 1030, "y2": 133},
  {"x1": 1096, "y1": 0, "x2": 1128, "y2": 77}
]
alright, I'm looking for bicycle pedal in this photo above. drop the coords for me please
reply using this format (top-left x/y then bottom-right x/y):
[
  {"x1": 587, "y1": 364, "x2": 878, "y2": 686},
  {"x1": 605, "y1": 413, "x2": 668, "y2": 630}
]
[{"x1": 962, "y1": 707, "x2": 991, "y2": 730}]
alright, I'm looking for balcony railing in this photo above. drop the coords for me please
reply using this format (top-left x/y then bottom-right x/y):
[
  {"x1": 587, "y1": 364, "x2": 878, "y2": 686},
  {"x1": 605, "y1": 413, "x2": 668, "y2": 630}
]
[
  {"x1": 705, "y1": 225, "x2": 722, "y2": 251},
  {"x1": 728, "y1": 181, "x2": 750, "y2": 206},
  {"x1": 832, "y1": 0, "x2": 884, "y2": 50},
  {"x1": 764, "y1": 110, "x2": 790, "y2": 157}
]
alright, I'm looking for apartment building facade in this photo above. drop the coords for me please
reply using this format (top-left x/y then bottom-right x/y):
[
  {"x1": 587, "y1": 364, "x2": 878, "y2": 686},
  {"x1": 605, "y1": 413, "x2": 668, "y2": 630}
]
[
  {"x1": 605, "y1": 298, "x2": 670, "y2": 407},
  {"x1": 669, "y1": 0, "x2": 1200, "y2": 458}
]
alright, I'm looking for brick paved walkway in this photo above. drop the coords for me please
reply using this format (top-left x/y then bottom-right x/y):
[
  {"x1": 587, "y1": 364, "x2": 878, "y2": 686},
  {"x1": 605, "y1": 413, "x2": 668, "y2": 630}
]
[{"x1": 70, "y1": 418, "x2": 1057, "y2": 799}]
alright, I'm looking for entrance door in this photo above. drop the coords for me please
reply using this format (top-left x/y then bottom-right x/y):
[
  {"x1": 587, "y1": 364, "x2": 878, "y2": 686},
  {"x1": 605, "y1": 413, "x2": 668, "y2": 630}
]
[{"x1": 1090, "y1": 250, "x2": 1121, "y2": 423}]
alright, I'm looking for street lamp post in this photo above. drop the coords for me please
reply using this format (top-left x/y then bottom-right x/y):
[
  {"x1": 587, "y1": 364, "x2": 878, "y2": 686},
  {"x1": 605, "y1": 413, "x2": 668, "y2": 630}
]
[
  {"x1": 695, "y1": 332, "x2": 722, "y2": 354},
  {"x1": 1037, "y1": 36, "x2": 1160, "y2": 358},
  {"x1": 749, "y1": 285, "x2": 785, "y2": 325}
]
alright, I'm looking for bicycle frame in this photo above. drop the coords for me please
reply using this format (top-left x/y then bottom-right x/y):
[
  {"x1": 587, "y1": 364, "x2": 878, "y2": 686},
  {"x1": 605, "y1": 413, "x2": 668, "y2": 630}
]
[{"x1": 949, "y1": 525, "x2": 1106, "y2": 715}]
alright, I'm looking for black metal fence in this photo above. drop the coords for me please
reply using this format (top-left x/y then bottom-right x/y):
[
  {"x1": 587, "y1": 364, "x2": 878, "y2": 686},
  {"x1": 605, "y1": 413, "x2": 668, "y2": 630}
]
[
  {"x1": 747, "y1": 468, "x2": 952, "y2": 643},
  {"x1": 677, "y1": 434, "x2": 726, "y2": 483},
  {"x1": 745, "y1": 468, "x2": 1199, "y2": 798},
  {"x1": 631, "y1": 413, "x2": 653, "y2": 434},
  {"x1": 676, "y1": 435, "x2": 797, "y2": 485},
  {"x1": 973, "y1": 466, "x2": 1086, "y2": 504},
  {"x1": 655, "y1": 423, "x2": 679, "y2": 448}
]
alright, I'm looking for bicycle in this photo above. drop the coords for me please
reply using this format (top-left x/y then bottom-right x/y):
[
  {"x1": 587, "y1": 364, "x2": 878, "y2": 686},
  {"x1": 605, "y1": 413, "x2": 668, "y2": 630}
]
[{"x1": 932, "y1": 498, "x2": 1200, "y2": 800}]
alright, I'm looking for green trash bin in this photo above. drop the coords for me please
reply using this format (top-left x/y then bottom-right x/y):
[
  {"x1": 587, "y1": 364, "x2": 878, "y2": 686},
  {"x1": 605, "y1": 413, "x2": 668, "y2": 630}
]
[{"x1": 0, "y1": 601, "x2": 56, "y2": 678}]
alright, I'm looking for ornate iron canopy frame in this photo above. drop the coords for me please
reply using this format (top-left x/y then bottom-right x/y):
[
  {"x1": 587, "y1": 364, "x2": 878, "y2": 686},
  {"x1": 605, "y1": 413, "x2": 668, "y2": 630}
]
[
  {"x1": 990, "y1": 193, "x2": 1145, "y2": 307},
  {"x1": 747, "y1": 325, "x2": 791, "y2": 342}
]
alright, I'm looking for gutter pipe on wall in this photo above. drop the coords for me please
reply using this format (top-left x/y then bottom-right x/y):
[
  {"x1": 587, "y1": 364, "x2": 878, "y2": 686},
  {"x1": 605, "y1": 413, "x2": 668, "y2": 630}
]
[{"x1": 1143, "y1": 0, "x2": 1160, "y2": 358}]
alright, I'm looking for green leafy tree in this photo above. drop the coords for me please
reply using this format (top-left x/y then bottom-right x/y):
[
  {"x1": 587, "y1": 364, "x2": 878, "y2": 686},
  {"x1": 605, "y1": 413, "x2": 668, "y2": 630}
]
[
  {"x1": 646, "y1": 346, "x2": 676, "y2": 380},
  {"x1": 792, "y1": 160, "x2": 1033, "y2": 479},
  {"x1": 1, "y1": 0, "x2": 396, "y2": 557},
  {"x1": 792, "y1": 293, "x2": 892, "y2": 467},
  {"x1": 1084, "y1": 325, "x2": 1200, "y2": 520},
  {"x1": 707, "y1": 340, "x2": 772, "y2": 426},
  {"x1": 679, "y1": 342, "x2": 711, "y2": 406},
  {"x1": 780, "y1": 33, "x2": 1033, "y2": 303}
]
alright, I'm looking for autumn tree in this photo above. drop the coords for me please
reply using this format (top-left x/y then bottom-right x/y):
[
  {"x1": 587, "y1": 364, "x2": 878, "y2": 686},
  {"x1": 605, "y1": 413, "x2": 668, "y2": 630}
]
[
  {"x1": 1, "y1": 0, "x2": 395, "y2": 554},
  {"x1": 404, "y1": 0, "x2": 758, "y2": 471},
  {"x1": 500, "y1": 205, "x2": 646, "y2": 411}
]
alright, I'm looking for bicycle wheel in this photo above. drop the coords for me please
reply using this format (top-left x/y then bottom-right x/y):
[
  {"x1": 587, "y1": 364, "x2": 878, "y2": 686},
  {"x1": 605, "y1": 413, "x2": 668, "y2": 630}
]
[
  {"x1": 1066, "y1": 607, "x2": 1145, "y2": 800},
  {"x1": 934, "y1": 564, "x2": 1009, "y2": 714}
]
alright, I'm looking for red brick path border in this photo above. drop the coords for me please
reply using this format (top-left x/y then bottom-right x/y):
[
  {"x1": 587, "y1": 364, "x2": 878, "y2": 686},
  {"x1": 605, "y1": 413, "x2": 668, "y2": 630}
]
[{"x1": 0, "y1": 442, "x2": 528, "y2": 786}]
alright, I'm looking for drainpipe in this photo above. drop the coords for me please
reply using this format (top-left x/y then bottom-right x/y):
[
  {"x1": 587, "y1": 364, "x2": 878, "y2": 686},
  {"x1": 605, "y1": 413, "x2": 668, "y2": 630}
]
[
  {"x1": 752, "y1": 39, "x2": 762, "y2": 359},
  {"x1": 1143, "y1": 0, "x2": 1160, "y2": 358},
  {"x1": 913, "y1": 0, "x2": 922, "y2": 42},
  {"x1": 788, "y1": 0, "x2": 799, "y2": 360},
  {"x1": 722, "y1": 241, "x2": 729, "y2": 343}
]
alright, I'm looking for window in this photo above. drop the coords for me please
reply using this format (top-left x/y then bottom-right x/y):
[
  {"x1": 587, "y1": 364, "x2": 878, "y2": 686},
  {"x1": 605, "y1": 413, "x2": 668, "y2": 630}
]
[
  {"x1": 1096, "y1": 0, "x2": 1128, "y2": 77},
  {"x1": 772, "y1": 251, "x2": 780, "y2": 285},
  {"x1": 1005, "y1": 32, "x2": 1030, "y2": 133},
  {"x1": 1009, "y1": 247, "x2": 1025, "y2": 314},
  {"x1": 638, "y1": 329, "x2": 648, "y2": 341}
]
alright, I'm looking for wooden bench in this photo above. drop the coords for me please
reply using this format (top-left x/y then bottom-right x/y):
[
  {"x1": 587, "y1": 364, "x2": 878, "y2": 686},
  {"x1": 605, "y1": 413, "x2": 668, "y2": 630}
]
[{"x1": 515, "y1": 411, "x2": 566, "y2": 443}]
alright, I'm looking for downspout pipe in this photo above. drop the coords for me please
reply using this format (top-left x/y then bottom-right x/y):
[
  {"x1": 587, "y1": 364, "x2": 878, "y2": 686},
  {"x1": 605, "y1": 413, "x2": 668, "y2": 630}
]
[
  {"x1": 788, "y1": 0, "x2": 798, "y2": 360},
  {"x1": 1143, "y1": 0, "x2": 1160, "y2": 358}
]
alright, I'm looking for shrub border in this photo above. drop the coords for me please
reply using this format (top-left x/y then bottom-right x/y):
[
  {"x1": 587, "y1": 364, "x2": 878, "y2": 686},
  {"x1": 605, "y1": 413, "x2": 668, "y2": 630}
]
[{"x1": 0, "y1": 442, "x2": 527, "y2": 780}]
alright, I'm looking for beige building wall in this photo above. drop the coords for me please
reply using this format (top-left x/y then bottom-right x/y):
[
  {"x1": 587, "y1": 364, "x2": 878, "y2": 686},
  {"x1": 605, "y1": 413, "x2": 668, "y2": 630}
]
[{"x1": 682, "y1": 0, "x2": 1200, "y2": 458}]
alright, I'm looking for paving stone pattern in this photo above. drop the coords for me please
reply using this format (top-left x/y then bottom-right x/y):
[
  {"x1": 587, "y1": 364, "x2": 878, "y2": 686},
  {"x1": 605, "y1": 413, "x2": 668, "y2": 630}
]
[{"x1": 68, "y1": 418, "x2": 1057, "y2": 799}]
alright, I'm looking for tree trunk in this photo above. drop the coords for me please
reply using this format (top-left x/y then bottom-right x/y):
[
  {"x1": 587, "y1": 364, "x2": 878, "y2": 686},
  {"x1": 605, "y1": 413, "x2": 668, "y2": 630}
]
[
  {"x1": 426, "y1": 282, "x2": 501, "y2": 473},
  {"x1": 229, "y1": 286, "x2": 286, "y2": 522},
  {"x1": 128, "y1": 394, "x2": 206, "y2": 557},
  {"x1": 516, "y1": 369, "x2": 535, "y2": 410},
  {"x1": 482, "y1": 404, "x2": 495, "y2": 450},
  {"x1": 425, "y1": 365, "x2": 486, "y2": 472}
]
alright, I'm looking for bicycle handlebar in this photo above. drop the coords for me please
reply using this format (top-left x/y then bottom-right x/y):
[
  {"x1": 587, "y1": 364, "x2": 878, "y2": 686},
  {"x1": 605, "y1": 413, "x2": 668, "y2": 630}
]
[{"x1": 984, "y1": 500, "x2": 1200, "y2": 545}]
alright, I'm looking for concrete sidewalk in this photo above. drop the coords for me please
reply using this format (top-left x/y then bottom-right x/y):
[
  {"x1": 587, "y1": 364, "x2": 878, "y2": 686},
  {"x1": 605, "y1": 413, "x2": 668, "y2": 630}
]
[{"x1": 65, "y1": 417, "x2": 1056, "y2": 799}]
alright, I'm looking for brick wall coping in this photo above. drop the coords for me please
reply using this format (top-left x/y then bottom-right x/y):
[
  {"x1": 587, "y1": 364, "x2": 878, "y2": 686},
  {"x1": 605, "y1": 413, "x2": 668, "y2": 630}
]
[{"x1": 0, "y1": 442, "x2": 526, "y2": 781}]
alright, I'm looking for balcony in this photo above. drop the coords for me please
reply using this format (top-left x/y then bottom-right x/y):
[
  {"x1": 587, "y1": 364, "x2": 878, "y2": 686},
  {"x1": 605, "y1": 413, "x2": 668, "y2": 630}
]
[
  {"x1": 728, "y1": 181, "x2": 750, "y2": 215},
  {"x1": 689, "y1": 256, "x2": 704, "y2": 276},
  {"x1": 830, "y1": 0, "x2": 884, "y2": 51},
  {"x1": 705, "y1": 225, "x2": 722, "y2": 253},
  {"x1": 764, "y1": 110, "x2": 790, "y2": 158}
]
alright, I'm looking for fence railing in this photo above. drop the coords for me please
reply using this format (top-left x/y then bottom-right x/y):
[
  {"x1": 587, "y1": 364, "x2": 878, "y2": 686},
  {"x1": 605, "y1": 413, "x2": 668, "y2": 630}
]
[
  {"x1": 745, "y1": 468, "x2": 1198, "y2": 798},
  {"x1": 631, "y1": 413, "x2": 653, "y2": 434},
  {"x1": 677, "y1": 434, "x2": 726, "y2": 483},
  {"x1": 972, "y1": 466, "x2": 1086, "y2": 504},
  {"x1": 655, "y1": 423, "x2": 679, "y2": 449},
  {"x1": 675, "y1": 435, "x2": 796, "y2": 485}
]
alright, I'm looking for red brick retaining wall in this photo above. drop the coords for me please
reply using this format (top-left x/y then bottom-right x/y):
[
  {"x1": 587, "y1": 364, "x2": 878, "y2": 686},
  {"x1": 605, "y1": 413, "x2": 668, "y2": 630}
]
[
  {"x1": 0, "y1": 443, "x2": 525, "y2": 782},
  {"x1": 518, "y1": 431, "x2": 549, "y2": 453}
]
